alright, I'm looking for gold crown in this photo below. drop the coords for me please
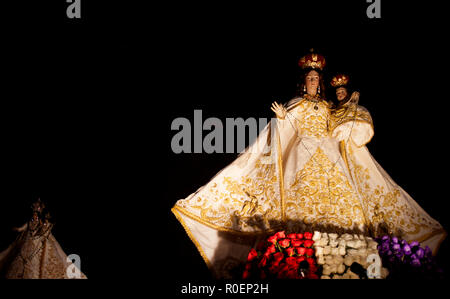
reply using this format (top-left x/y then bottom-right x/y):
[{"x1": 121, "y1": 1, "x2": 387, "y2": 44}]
[
  {"x1": 330, "y1": 74, "x2": 349, "y2": 88},
  {"x1": 298, "y1": 49, "x2": 326, "y2": 71}
]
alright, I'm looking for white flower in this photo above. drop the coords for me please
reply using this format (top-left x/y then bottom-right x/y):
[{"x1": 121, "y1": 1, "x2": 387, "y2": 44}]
[
  {"x1": 328, "y1": 233, "x2": 338, "y2": 240},
  {"x1": 322, "y1": 265, "x2": 332, "y2": 275},
  {"x1": 325, "y1": 255, "x2": 334, "y2": 265},
  {"x1": 342, "y1": 233, "x2": 353, "y2": 241},
  {"x1": 331, "y1": 247, "x2": 339, "y2": 256},
  {"x1": 315, "y1": 246, "x2": 324, "y2": 256},
  {"x1": 317, "y1": 238, "x2": 328, "y2": 247},
  {"x1": 329, "y1": 239, "x2": 339, "y2": 248},
  {"x1": 323, "y1": 245, "x2": 331, "y2": 255},
  {"x1": 337, "y1": 263, "x2": 346, "y2": 274},
  {"x1": 344, "y1": 255, "x2": 354, "y2": 267},
  {"x1": 312, "y1": 231, "x2": 321, "y2": 241},
  {"x1": 333, "y1": 255, "x2": 344, "y2": 264},
  {"x1": 317, "y1": 255, "x2": 325, "y2": 265},
  {"x1": 357, "y1": 248, "x2": 367, "y2": 257},
  {"x1": 338, "y1": 245, "x2": 346, "y2": 256},
  {"x1": 354, "y1": 240, "x2": 364, "y2": 249},
  {"x1": 346, "y1": 240, "x2": 357, "y2": 248}
]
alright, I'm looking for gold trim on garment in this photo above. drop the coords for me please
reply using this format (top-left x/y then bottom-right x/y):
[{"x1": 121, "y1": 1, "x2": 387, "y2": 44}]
[
  {"x1": 339, "y1": 140, "x2": 370, "y2": 229},
  {"x1": 172, "y1": 205, "x2": 278, "y2": 236},
  {"x1": 171, "y1": 207, "x2": 213, "y2": 269},
  {"x1": 276, "y1": 124, "x2": 286, "y2": 222}
]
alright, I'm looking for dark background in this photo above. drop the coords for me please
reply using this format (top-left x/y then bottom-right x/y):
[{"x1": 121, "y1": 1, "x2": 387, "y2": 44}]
[{"x1": 0, "y1": 0, "x2": 448, "y2": 293}]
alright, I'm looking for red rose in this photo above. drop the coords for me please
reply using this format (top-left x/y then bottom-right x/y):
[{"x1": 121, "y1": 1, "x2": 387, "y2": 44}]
[
  {"x1": 267, "y1": 235, "x2": 278, "y2": 244},
  {"x1": 264, "y1": 244, "x2": 276, "y2": 257},
  {"x1": 291, "y1": 239, "x2": 303, "y2": 247},
  {"x1": 269, "y1": 263, "x2": 282, "y2": 274},
  {"x1": 305, "y1": 248, "x2": 314, "y2": 257},
  {"x1": 242, "y1": 269, "x2": 250, "y2": 279},
  {"x1": 304, "y1": 240, "x2": 314, "y2": 248},
  {"x1": 296, "y1": 256, "x2": 306, "y2": 263},
  {"x1": 280, "y1": 263, "x2": 289, "y2": 271},
  {"x1": 286, "y1": 269, "x2": 299, "y2": 279},
  {"x1": 296, "y1": 233, "x2": 304, "y2": 239},
  {"x1": 306, "y1": 257, "x2": 315, "y2": 265},
  {"x1": 273, "y1": 252, "x2": 284, "y2": 265},
  {"x1": 285, "y1": 256, "x2": 298, "y2": 266},
  {"x1": 258, "y1": 255, "x2": 268, "y2": 268},
  {"x1": 296, "y1": 247, "x2": 306, "y2": 256},
  {"x1": 275, "y1": 231, "x2": 286, "y2": 239},
  {"x1": 245, "y1": 263, "x2": 252, "y2": 270},
  {"x1": 247, "y1": 248, "x2": 258, "y2": 262},
  {"x1": 304, "y1": 232, "x2": 313, "y2": 240},
  {"x1": 279, "y1": 238, "x2": 290, "y2": 248},
  {"x1": 287, "y1": 233, "x2": 297, "y2": 239},
  {"x1": 285, "y1": 247, "x2": 295, "y2": 256}
]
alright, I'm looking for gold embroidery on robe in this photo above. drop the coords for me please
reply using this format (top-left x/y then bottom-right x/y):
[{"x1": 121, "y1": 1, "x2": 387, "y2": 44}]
[{"x1": 284, "y1": 147, "x2": 366, "y2": 230}]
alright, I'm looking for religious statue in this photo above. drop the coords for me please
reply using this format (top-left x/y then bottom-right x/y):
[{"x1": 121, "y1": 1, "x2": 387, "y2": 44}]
[
  {"x1": 171, "y1": 50, "x2": 446, "y2": 278},
  {"x1": 0, "y1": 199, "x2": 86, "y2": 279}
]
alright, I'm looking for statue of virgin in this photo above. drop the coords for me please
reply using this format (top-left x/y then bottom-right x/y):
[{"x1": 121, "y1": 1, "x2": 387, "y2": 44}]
[{"x1": 172, "y1": 51, "x2": 446, "y2": 278}]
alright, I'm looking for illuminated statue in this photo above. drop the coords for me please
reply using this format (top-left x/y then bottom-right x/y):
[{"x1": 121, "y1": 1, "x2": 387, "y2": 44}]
[{"x1": 172, "y1": 51, "x2": 446, "y2": 278}]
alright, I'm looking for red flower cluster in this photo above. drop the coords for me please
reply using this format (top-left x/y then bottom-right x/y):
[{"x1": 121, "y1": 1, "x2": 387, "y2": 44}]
[{"x1": 243, "y1": 231, "x2": 319, "y2": 279}]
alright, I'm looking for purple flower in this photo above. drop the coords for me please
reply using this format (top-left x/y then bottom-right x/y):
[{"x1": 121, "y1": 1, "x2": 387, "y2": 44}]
[
  {"x1": 403, "y1": 244, "x2": 412, "y2": 255},
  {"x1": 415, "y1": 248, "x2": 425, "y2": 259},
  {"x1": 410, "y1": 241, "x2": 420, "y2": 248},
  {"x1": 411, "y1": 258, "x2": 421, "y2": 267},
  {"x1": 392, "y1": 244, "x2": 401, "y2": 252},
  {"x1": 391, "y1": 236, "x2": 399, "y2": 244},
  {"x1": 382, "y1": 235, "x2": 390, "y2": 241},
  {"x1": 400, "y1": 239, "x2": 408, "y2": 246},
  {"x1": 424, "y1": 246, "x2": 432, "y2": 257},
  {"x1": 381, "y1": 242, "x2": 390, "y2": 253},
  {"x1": 395, "y1": 251, "x2": 404, "y2": 259}
]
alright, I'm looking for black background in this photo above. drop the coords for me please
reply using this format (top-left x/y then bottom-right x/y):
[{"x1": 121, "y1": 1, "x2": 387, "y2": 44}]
[{"x1": 0, "y1": 0, "x2": 449, "y2": 295}]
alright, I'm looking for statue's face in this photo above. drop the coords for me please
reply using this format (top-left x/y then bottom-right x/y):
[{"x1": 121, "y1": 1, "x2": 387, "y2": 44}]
[
  {"x1": 336, "y1": 87, "x2": 348, "y2": 101},
  {"x1": 305, "y1": 70, "x2": 320, "y2": 95}
]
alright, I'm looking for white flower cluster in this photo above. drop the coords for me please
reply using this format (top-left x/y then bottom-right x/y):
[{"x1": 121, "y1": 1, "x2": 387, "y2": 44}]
[{"x1": 312, "y1": 231, "x2": 389, "y2": 279}]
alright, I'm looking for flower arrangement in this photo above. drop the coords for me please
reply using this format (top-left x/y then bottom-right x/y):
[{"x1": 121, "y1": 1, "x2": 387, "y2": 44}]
[
  {"x1": 375, "y1": 235, "x2": 444, "y2": 279},
  {"x1": 243, "y1": 231, "x2": 319, "y2": 279},
  {"x1": 312, "y1": 231, "x2": 389, "y2": 279}
]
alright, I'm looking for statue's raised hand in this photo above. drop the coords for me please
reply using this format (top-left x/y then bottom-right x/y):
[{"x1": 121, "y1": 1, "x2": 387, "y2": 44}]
[{"x1": 271, "y1": 102, "x2": 287, "y2": 120}]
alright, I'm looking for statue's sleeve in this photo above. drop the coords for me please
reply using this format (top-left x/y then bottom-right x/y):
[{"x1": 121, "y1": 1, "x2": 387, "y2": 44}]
[{"x1": 332, "y1": 105, "x2": 374, "y2": 147}]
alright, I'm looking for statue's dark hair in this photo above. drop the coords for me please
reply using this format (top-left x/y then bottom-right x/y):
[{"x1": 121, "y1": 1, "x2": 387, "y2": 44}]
[{"x1": 295, "y1": 67, "x2": 327, "y2": 100}]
